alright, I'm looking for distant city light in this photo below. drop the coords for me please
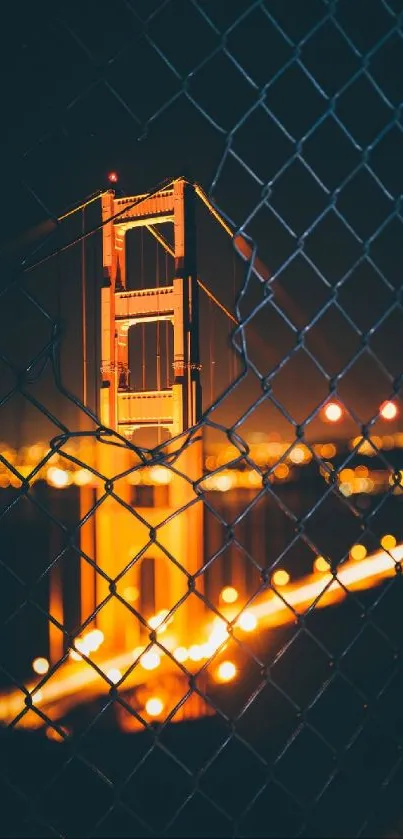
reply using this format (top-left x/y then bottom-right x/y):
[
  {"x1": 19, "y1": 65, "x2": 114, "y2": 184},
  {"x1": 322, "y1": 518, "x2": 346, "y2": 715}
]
[
  {"x1": 323, "y1": 402, "x2": 344, "y2": 423},
  {"x1": 272, "y1": 569, "x2": 290, "y2": 587},
  {"x1": 380, "y1": 401, "x2": 398, "y2": 421},
  {"x1": 220, "y1": 586, "x2": 238, "y2": 604},
  {"x1": 350, "y1": 544, "x2": 367, "y2": 561},
  {"x1": 32, "y1": 657, "x2": 49, "y2": 675},
  {"x1": 274, "y1": 463, "x2": 289, "y2": 480},
  {"x1": 145, "y1": 697, "x2": 164, "y2": 717},
  {"x1": 289, "y1": 446, "x2": 307, "y2": 464},
  {"x1": 216, "y1": 661, "x2": 237, "y2": 683}
]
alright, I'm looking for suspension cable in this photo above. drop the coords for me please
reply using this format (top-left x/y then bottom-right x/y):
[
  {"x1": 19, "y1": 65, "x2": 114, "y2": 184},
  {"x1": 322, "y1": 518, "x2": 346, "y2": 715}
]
[
  {"x1": 165, "y1": 249, "x2": 170, "y2": 388},
  {"x1": 197, "y1": 278, "x2": 238, "y2": 325},
  {"x1": 193, "y1": 184, "x2": 233, "y2": 238},
  {"x1": 141, "y1": 228, "x2": 146, "y2": 391},
  {"x1": 58, "y1": 190, "x2": 109, "y2": 222}
]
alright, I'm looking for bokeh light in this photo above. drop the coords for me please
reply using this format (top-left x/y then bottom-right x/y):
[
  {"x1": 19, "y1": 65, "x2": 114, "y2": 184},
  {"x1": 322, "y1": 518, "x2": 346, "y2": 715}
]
[
  {"x1": 32, "y1": 657, "x2": 49, "y2": 675},
  {"x1": 350, "y1": 544, "x2": 367, "y2": 561},
  {"x1": 272, "y1": 569, "x2": 290, "y2": 587},
  {"x1": 220, "y1": 586, "x2": 238, "y2": 604},
  {"x1": 380, "y1": 401, "x2": 398, "y2": 421},
  {"x1": 145, "y1": 697, "x2": 164, "y2": 717},
  {"x1": 323, "y1": 402, "x2": 344, "y2": 423},
  {"x1": 381, "y1": 534, "x2": 396, "y2": 551},
  {"x1": 216, "y1": 661, "x2": 237, "y2": 683}
]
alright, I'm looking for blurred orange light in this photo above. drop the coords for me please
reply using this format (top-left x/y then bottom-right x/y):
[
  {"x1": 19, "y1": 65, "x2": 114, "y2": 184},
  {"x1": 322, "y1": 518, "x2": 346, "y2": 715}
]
[
  {"x1": 381, "y1": 534, "x2": 396, "y2": 551},
  {"x1": 173, "y1": 646, "x2": 188, "y2": 662},
  {"x1": 188, "y1": 645, "x2": 204, "y2": 662},
  {"x1": 380, "y1": 401, "x2": 398, "y2": 421},
  {"x1": 145, "y1": 697, "x2": 164, "y2": 717},
  {"x1": 323, "y1": 402, "x2": 343, "y2": 423},
  {"x1": 220, "y1": 586, "x2": 238, "y2": 604},
  {"x1": 32, "y1": 657, "x2": 49, "y2": 675},
  {"x1": 123, "y1": 586, "x2": 139, "y2": 603},
  {"x1": 238, "y1": 611, "x2": 257, "y2": 632},
  {"x1": 350, "y1": 544, "x2": 367, "y2": 561},
  {"x1": 274, "y1": 463, "x2": 289, "y2": 480},
  {"x1": 140, "y1": 650, "x2": 160, "y2": 671},
  {"x1": 47, "y1": 467, "x2": 70, "y2": 488},
  {"x1": 108, "y1": 171, "x2": 118, "y2": 183},
  {"x1": 107, "y1": 668, "x2": 122, "y2": 684},
  {"x1": 272, "y1": 569, "x2": 290, "y2": 587},
  {"x1": 216, "y1": 661, "x2": 237, "y2": 683},
  {"x1": 314, "y1": 556, "x2": 331, "y2": 573}
]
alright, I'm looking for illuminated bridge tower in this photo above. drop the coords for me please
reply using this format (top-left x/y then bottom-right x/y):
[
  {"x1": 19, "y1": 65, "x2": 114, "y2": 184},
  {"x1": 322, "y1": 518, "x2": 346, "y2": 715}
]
[{"x1": 82, "y1": 179, "x2": 204, "y2": 652}]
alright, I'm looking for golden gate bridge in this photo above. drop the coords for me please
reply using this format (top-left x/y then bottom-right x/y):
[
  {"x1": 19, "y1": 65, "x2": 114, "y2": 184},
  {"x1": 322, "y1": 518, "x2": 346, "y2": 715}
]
[{"x1": 0, "y1": 177, "x2": 402, "y2": 735}]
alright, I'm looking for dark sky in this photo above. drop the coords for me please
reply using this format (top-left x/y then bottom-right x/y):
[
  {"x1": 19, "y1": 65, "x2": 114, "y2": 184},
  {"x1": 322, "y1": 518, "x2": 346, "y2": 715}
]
[{"x1": 1, "y1": 0, "x2": 403, "y2": 448}]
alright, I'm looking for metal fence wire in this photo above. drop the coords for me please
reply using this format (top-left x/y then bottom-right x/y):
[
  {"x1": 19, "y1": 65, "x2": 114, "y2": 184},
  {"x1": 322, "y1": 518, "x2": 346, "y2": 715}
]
[{"x1": 1, "y1": 0, "x2": 403, "y2": 836}]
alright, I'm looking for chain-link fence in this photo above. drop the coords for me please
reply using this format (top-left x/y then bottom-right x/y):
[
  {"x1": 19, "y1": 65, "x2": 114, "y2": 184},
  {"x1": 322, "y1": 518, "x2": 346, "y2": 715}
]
[{"x1": 1, "y1": 0, "x2": 403, "y2": 836}]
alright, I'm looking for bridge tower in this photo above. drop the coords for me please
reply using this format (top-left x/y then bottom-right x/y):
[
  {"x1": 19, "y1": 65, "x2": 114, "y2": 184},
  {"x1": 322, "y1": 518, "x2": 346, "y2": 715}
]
[{"x1": 81, "y1": 179, "x2": 204, "y2": 653}]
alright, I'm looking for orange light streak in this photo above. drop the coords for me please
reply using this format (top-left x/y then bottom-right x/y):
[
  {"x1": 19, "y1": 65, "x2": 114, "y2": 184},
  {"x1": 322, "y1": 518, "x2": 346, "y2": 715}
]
[{"x1": 1, "y1": 544, "x2": 401, "y2": 727}]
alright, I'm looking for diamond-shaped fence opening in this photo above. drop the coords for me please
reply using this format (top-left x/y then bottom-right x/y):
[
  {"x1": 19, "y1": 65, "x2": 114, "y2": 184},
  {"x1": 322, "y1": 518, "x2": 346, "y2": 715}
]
[{"x1": 1, "y1": 1, "x2": 403, "y2": 837}]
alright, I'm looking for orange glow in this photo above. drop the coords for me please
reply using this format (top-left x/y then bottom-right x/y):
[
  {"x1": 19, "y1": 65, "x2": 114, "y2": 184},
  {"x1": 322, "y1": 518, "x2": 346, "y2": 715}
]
[
  {"x1": 32, "y1": 657, "x2": 49, "y2": 675},
  {"x1": 355, "y1": 465, "x2": 369, "y2": 478},
  {"x1": 145, "y1": 697, "x2": 164, "y2": 717},
  {"x1": 46, "y1": 726, "x2": 68, "y2": 743},
  {"x1": 1, "y1": 541, "x2": 402, "y2": 727},
  {"x1": 216, "y1": 661, "x2": 237, "y2": 683},
  {"x1": 340, "y1": 468, "x2": 355, "y2": 483},
  {"x1": 323, "y1": 402, "x2": 343, "y2": 423},
  {"x1": 380, "y1": 400, "x2": 398, "y2": 421},
  {"x1": 320, "y1": 443, "x2": 337, "y2": 459},
  {"x1": 107, "y1": 171, "x2": 118, "y2": 183},
  {"x1": 289, "y1": 445, "x2": 309, "y2": 464},
  {"x1": 272, "y1": 569, "x2": 290, "y2": 587},
  {"x1": 215, "y1": 474, "x2": 234, "y2": 492},
  {"x1": 220, "y1": 586, "x2": 238, "y2": 604}
]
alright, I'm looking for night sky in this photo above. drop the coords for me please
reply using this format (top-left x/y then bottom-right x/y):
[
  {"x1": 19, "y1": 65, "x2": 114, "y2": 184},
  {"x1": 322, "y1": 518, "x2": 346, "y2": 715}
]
[{"x1": 1, "y1": 0, "x2": 403, "y2": 446}]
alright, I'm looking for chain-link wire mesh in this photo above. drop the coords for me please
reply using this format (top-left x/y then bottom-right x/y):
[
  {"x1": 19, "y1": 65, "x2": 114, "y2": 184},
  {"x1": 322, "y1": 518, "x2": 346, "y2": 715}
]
[{"x1": 1, "y1": 0, "x2": 403, "y2": 836}]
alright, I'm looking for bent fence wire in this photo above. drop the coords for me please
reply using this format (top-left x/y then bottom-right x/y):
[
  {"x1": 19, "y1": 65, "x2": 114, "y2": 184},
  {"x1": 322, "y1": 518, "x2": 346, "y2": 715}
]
[{"x1": 1, "y1": 0, "x2": 403, "y2": 836}]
